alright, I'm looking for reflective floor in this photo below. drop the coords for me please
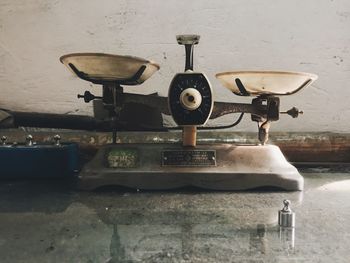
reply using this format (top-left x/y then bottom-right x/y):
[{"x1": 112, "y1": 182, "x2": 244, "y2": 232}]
[{"x1": 0, "y1": 170, "x2": 349, "y2": 262}]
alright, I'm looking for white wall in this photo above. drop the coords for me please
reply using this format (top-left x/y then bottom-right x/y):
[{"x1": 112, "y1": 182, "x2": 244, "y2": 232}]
[{"x1": 0, "y1": 0, "x2": 349, "y2": 132}]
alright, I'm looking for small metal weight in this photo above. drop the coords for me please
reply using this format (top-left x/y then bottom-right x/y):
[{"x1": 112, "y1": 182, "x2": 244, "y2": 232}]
[
  {"x1": 1, "y1": 136, "x2": 7, "y2": 145},
  {"x1": 26, "y1": 134, "x2": 34, "y2": 146},
  {"x1": 53, "y1": 134, "x2": 61, "y2": 146},
  {"x1": 278, "y1": 199, "x2": 295, "y2": 228}
]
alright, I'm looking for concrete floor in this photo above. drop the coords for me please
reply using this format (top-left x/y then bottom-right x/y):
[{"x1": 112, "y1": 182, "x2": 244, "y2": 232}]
[{"x1": 0, "y1": 170, "x2": 350, "y2": 262}]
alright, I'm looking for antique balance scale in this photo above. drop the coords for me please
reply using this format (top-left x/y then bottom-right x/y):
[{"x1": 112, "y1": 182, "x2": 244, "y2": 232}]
[
  {"x1": 0, "y1": 34, "x2": 317, "y2": 190},
  {"x1": 57, "y1": 35, "x2": 317, "y2": 190}
]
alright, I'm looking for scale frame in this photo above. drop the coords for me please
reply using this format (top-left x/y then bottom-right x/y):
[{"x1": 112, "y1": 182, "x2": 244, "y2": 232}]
[{"x1": 57, "y1": 34, "x2": 316, "y2": 192}]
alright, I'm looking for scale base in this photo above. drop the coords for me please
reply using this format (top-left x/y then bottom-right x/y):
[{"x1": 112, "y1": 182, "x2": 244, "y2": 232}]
[{"x1": 79, "y1": 143, "x2": 303, "y2": 191}]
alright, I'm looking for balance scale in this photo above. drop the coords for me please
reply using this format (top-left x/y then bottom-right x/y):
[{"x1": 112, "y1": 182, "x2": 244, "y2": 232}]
[{"x1": 59, "y1": 35, "x2": 317, "y2": 190}]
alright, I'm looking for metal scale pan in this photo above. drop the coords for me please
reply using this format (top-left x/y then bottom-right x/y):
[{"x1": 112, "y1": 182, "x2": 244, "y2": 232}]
[
  {"x1": 60, "y1": 53, "x2": 160, "y2": 85},
  {"x1": 215, "y1": 71, "x2": 318, "y2": 96}
]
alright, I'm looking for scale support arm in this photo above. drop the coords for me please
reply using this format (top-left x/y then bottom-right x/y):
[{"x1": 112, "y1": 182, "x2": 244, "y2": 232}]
[
  {"x1": 118, "y1": 93, "x2": 268, "y2": 120},
  {"x1": 210, "y1": 102, "x2": 261, "y2": 119},
  {"x1": 119, "y1": 93, "x2": 171, "y2": 115}
]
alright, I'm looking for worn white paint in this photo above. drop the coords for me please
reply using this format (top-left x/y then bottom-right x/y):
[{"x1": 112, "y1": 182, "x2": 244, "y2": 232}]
[{"x1": 0, "y1": 0, "x2": 349, "y2": 132}]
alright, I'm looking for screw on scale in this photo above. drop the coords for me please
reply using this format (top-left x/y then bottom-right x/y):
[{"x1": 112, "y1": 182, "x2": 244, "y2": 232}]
[
  {"x1": 26, "y1": 134, "x2": 34, "y2": 146},
  {"x1": 77, "y1": 91, "x2": 102, "y2": 103},
  {"x1": 53, "y1": 134, "x2": 61, "y2": 146},
  {"x1": 278, "y1": 199, "x2": 295, "y2": 228},
  {"x1": 280, "y1": 107, "x2": 303, "y2": 118},
  {"x1": 1, "y1": 136, "x2": 7, "y2": 145}
]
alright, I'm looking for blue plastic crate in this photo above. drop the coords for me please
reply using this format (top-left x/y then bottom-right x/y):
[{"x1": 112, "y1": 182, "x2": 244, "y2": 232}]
[{"x1": 0, "y1": 143, "x2": 79, "y2": 178}]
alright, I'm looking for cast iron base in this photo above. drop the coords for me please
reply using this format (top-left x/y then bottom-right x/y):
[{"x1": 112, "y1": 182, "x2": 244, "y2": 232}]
[{"x1": 79, "y1": 143, "x2": 303, "y2": 191}]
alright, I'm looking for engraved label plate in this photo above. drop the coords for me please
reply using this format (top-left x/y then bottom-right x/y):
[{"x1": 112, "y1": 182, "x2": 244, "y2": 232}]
[
  {"x1": 162, "y1": 150, "x2": 216, "y2": 166},
  {"x1": 107, "y1": 148, "x2": 139, "y2": 168}
]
